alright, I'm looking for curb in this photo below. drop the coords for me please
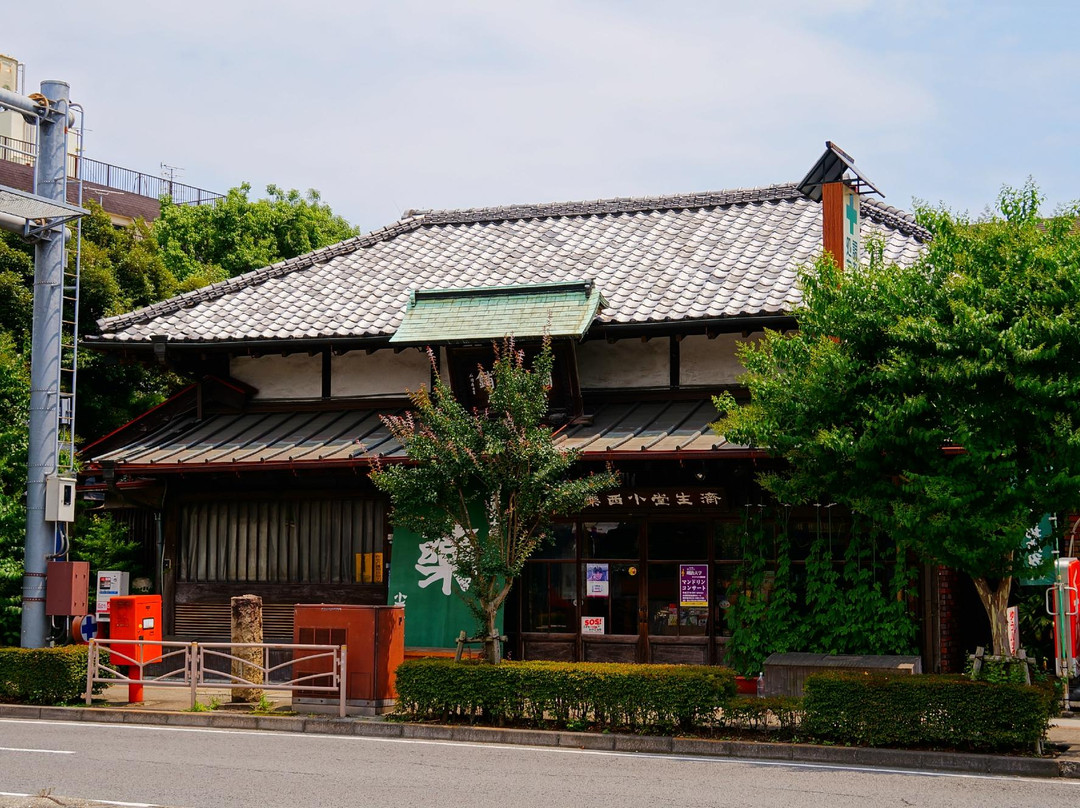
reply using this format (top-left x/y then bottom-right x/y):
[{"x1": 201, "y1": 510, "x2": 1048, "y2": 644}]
[{"x1": 0, "y1": 703, "x2": 1066, "y2": 779}]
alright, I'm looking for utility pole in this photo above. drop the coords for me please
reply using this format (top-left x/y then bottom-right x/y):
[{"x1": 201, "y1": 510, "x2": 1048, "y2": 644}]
[
  {"x1": 0, "y1": 79, "x2": 86, "y2": 647},
  {"x1": 22, "y1": 80, "x2": 70, "y2": 647}
]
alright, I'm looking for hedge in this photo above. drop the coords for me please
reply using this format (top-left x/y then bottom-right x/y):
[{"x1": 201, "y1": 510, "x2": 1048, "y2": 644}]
[
  {"x1": 0, "y1": 645, "x2": 101, "y2": 705},
  {"x1": 801, "y1": 671, "x2": 1055, "y2": 752},
  {"x1": 396, "y1": 659, "x2": 736, "y2": 733}
]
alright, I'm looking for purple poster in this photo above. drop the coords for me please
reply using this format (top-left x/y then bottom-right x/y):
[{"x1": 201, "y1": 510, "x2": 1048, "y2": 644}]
[{"x1": 679, "y1": 564, "x2": 709, "y2": 607}]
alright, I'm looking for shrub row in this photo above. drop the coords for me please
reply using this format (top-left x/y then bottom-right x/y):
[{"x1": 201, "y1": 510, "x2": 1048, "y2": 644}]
[
  {"x1": 802, "y1": 671, "x2": 1055, "y2": 752},
  {"x1": 396, "y1": 659, "x2": 736, "y2": 733},
  {"x1": 0, "y1": 645, "x2": 97, "y2": 705},
  {"x1": 720, "y1": 695, "x2": 802, "y2": 735}
]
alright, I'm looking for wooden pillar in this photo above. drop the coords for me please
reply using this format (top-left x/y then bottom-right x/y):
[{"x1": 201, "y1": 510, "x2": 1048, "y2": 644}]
[
  {"x1": 821, "y1": 181, "x2": 846, "y2": 270},
  {"x1": 822, "y1": 181, "x2": 861, "y2": 271}
]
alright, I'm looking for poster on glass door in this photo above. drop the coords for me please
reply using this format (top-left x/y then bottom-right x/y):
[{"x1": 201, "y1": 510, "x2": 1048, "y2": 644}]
[
  {"x1": 586, "y1": 563, "x2": 609, "y2": 597},
  {"x1": 679, "y1": 564, "x2": 709, "y2": 607}
]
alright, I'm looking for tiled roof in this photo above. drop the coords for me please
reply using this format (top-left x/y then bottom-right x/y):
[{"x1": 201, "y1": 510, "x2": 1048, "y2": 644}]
[
  {"x1": 92, "y1": 183, "x2": 928, "y2": 345},
  {"x1": 86, "y1": 400, "x2": 740, "y2": 471}
]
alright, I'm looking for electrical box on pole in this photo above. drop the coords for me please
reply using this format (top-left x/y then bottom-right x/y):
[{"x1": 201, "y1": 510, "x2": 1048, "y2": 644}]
[{"x1": 44, "y1": 475, "x2": 77, "y2": 523}]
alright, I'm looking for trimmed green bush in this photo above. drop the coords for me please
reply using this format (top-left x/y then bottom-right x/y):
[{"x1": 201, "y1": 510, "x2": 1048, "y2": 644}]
[
  {"x1": 721, "y1": 695, "x2": 802, "y2": 735},
  {"x1": 0, "y1": 645, "x2": 98, "y2": 705},
  {"x1": 396, "y1": 659, "x2": 736, "y2": 733},
  {"x1": 802, "y1": 671, "x2": 1055, "y2": 752}
]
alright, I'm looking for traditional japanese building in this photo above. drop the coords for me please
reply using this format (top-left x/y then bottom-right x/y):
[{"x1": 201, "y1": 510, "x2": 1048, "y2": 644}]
[{"x1": 82, "y1": 146, "x2": 957, "y2": 669}]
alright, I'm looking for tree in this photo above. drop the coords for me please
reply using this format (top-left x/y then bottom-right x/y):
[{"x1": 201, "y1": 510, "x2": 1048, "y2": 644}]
[
  {"x1": 0, "y1": 332, "x2": 29, "y2": 645},
  {"x1": 716, "y1": 182, "x2": 1080, "y2": 657},
  {"x1": 370, "y1": 339, "x2": 618, "y2": 663},
  {"x1": 153, "y1": 183, "x2": 359, "y2": 285}
]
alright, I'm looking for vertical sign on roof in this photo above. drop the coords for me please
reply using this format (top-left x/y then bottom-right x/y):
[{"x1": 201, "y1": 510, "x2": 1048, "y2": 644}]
[{"x1": 843, "y1": 184, "x2": 860, "y2": 269}]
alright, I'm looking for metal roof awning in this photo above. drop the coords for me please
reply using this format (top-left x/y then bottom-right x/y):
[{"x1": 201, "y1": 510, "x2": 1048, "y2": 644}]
[
  {"x1": 389, "y1": 279, "x2": 608, "y2": 345},
  {"x1": 85, "y1": 400, "x2": 754, "y2": 474},
  {"x1": 0, "y1": 182, "x2": 88, "y2": 225},
  {"x1": 797, "y1": 141, "x2": 883, "y2": 202}
]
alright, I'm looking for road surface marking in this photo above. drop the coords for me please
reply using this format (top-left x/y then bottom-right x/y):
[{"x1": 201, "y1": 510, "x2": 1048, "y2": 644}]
[
  {"x1": 0, "y1": 746, "x2": 74, "y2": 754},
  {"x1": 0, "y1": 718, "x2": 1074, "y2": 785},
  {"x1": 0, "y1": 794, "x2": 158, "y2": 807}
]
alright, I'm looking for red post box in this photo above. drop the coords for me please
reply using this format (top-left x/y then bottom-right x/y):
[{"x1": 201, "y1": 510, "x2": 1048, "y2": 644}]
[{"x1": 108, "y1": 595, "x2": 162, "y2": 703}]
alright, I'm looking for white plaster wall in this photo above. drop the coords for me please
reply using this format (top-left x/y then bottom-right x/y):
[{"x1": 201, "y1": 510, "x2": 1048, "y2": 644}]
[
  {"x1": 230, "y1": 355, "x2": 322, "y2": 399},
  {"x1": 332, "y1": 349, "x2": 431, "y2": 397},
  {"x1": 577, "y1": 339, "x2": 669, "y2": 389},
  {"x1": 679, "y1": 333, "x2": 754, "y2": 386}
]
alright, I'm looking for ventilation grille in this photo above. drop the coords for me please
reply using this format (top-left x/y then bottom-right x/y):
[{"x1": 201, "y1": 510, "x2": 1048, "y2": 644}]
[{"x1": 173, "y1": 603, "x2": 295, "y2": 642}]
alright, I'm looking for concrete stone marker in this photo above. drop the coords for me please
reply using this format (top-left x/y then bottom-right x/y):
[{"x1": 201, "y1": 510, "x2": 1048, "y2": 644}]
[{"x1": 231, "y1": 594, "x2": 264, "y2": 703}]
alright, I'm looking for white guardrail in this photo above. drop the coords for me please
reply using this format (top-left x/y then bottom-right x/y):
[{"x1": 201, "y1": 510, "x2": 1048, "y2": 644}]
[{"x1": 85, "y1": 639, "x2": 348, "y2": 717}]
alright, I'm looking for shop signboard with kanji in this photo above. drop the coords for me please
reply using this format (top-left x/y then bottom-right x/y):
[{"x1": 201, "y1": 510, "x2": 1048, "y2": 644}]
[
  {"x1": 582, "y1": 489, "x2": 727, "y2": 511},
  {"x1": 1017, "y1": 513, "x2": 1055, "y2": 586}
]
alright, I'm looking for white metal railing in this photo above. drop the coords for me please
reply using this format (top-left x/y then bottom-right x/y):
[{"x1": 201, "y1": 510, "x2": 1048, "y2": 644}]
[{"x1": 85, "y1": 639, "x2": 348, "y2": 717}]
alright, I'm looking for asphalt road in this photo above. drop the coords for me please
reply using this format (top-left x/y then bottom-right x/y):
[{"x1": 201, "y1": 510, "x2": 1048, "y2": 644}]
[{"x1": 1, "y1": 717, "x2": 1078, "y2": 808}]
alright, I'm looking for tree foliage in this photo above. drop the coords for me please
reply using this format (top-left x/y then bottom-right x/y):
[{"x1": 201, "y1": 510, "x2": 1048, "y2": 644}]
[
  {"x1": 153, "y1": 183, "x2": 359, "y2": 285},
  {"x1": 716, "y1": 181, "x2": 1080, "y2": 656},
  {"x1": 371, "y1": 339, "x2": 618, "y2": 662},
  {"x1": 0, "y1": 332, "x2": 29, "y2": 645},
  {"x1": 0, "y1": 183, "x2": 356, "y2": 642}
]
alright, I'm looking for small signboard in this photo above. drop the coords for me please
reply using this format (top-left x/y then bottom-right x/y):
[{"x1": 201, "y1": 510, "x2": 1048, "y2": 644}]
[
  {"x1": 71, "y1": 613, "x2": 98, "y2": 644},
  {"x1": 842, "y1": 184, "x2": 861, "y2": 268},
  {"x1": 679, "y1": 564, "x2": 709, "y2": 608},
  {"x1": 1018, "y1": 514, "x2": 1055, "y2": 586},
  {"x1": 95, "y1": 570, "x2": 129, "y2": 623},
  {"x1": 585, "y1": 563, "x2": 609, "y2": 598},
  {"x1": 1006, "y1": 606, "x2": 1020, "y2": 656},
  {"x1": 581, "y1": 616, "x2": 605, "y2": 634}
]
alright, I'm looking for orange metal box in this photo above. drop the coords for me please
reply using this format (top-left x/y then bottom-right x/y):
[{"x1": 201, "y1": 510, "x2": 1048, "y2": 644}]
[
  {"x1": 293, "y1": 604, "x2": 404, "y2": 715},
  {"x1": 108, "y1": 595, "x2": 163, "y2": 666}
]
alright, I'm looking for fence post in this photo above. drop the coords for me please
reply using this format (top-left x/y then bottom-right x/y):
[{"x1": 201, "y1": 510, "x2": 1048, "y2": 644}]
[
  {"x1": 339, "y1": 645, "x2": 348, "y2": 718},
  {"x1": 189, "y1": 642, "x2": 199, "y2": 710},
  {"x1": 85, "y1": 639, "x2": 95, "y2": 706}
]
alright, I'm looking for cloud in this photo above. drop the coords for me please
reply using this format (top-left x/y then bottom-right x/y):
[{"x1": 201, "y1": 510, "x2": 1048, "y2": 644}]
[{"x1": 8, "y1": 0, "x2": 1077, "y2": 229}]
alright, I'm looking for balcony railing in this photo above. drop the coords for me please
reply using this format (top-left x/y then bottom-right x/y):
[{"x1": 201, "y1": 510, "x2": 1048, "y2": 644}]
[{"x1": 0, "y1": 135, "x2": 223, "y2": 206}]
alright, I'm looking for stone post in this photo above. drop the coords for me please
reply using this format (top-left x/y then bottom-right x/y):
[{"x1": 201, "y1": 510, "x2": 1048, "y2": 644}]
[{"x1": 230, "y1": 594, "x2": 264, "y2": 703}]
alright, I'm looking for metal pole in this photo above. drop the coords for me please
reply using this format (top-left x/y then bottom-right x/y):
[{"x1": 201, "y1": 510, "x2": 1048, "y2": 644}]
[
  {"x1": 339, "y1": 645, "x2": 347, "y2": 718},
  {"x1": 190, "y1": 642, "x2": 199, "y2": 709},
  {"x1": 20, "y1": 80, "x2": 69, "y2": 648},
  {"x1": 85, "y1": 639, "x2": 96, "y2": 706},
  {"x1": 0, "y1": 86, "x2": 45, "y2": 120}
]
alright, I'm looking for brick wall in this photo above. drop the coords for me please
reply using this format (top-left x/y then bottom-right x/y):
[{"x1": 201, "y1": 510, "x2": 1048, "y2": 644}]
[{"x1": 937, "y1": 566, "x2": 965, "y2": 673}]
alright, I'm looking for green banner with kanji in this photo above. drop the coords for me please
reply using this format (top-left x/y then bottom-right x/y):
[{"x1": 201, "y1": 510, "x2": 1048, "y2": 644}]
[{"x1": 386, "y1": 519, "x2": 503, "y2": 649}]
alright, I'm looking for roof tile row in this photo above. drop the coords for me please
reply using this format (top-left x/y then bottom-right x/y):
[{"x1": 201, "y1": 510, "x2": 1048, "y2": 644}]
[{"x1": 94, "y1": 183, "x2": 927, "y2": 345}]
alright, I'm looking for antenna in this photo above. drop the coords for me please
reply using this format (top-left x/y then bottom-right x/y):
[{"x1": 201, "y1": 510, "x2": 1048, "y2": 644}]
[{"x1": 161, "y1": 163, "x2": 184, "y2": 198}]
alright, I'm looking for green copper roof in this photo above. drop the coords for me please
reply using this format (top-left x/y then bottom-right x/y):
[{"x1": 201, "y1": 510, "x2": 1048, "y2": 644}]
[{"x1": 389, "y1": 280, "x2": 608, "y2": 344}]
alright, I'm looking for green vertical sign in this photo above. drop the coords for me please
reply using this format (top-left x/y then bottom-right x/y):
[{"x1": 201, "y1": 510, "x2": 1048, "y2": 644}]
[
  {"x1": 386, "y1": 518, "x2": 503, "y2": 649},
  {"x1": 1017, "y1": 513, "x2": 1055, "y2": 586}
]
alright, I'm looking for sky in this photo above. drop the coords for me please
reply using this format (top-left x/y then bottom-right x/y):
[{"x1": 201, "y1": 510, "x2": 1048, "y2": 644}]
[{"x1": 9, "y1": 1, "x2": 1080, "y2": 232}]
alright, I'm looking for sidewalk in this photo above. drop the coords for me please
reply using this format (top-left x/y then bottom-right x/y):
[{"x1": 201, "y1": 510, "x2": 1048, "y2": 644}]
[{"x1": 2, "y1": 685, "x2": 1076, "y2": 780}]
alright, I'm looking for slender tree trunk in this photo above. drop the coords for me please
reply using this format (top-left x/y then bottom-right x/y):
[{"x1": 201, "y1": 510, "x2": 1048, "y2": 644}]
[
  {"x1": 483, "y1": 603, "x2": 501, "y2": 664},
  {"x1": 971, "y1": 576, "x2": 1012, "y2": 657}
]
